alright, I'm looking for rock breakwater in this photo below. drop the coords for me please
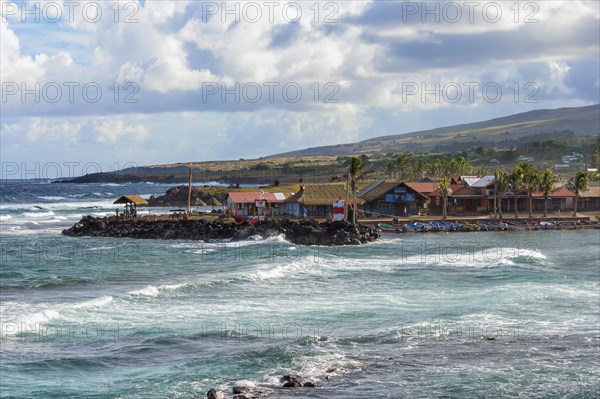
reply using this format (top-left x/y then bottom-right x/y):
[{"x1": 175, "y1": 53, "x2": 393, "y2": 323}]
[{"x1": 62, "y1": 217, "x2": 379, "y2": 246}]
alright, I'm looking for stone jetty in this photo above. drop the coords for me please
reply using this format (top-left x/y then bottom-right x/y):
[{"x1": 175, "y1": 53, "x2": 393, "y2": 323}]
[{"x1": 62, "y1": 217, "x2": 380, "y2": 246}]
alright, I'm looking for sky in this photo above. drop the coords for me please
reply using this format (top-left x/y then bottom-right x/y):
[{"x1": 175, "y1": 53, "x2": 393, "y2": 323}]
[{"x1": 1, "y1": 0, "x2": 599, "y2": 177}]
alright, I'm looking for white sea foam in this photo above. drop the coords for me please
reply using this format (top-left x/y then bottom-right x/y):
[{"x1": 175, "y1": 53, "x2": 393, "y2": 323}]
[
  {"x1": 70, "y1": 296, "x2": 114, "y2": 309},
  {"x1": 160, "y1": 283, "x2": 186, "y2": 290},
  {"x1": 127, "y1": 285, "x2": 160, "y2": 297},
  {"x1": 169, "y1": 243, "x2": 203, "y2": 249},
  {"x1": 37, "y1": 196, "x2": 67, "y2": 201},
  {"x1": 396, "y1": 246, "x2": 545, "y2": 268},
  {"x1": 244, "y1": 258, "x2": 329, "y2": 281},
  {"x1": 1, "y1": 309, "x2": 61, "y2": 335},
  {"x1": 87, "y1": 246, "x2": 115, "y2": 251},
  {"x1": 0, "y1": 226, "x2": 63, "y2": 236},
  {"x1": 0, "y1": 215, "x2": 12, "y2": 221},
  {"x1": 22, "y1": 210, "x2": 55, "y2": 218},
  {"x1": 188, "y1": 248, "x2": 218, "y2": 254},
  {"x1": 261, "y1": 352, "x2": 360, "y2": 386},
  {"x1": 126, "y1": 283, "x2": 187, "y2": 297},
  {"x1": 1, "y1": 200, "x2": 115, "y2": 212}
]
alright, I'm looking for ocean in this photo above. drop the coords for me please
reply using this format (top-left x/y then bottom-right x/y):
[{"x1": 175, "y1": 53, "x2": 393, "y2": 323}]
[{"x1": 1, "y1": 181, "x2": 599, "y2": 398}]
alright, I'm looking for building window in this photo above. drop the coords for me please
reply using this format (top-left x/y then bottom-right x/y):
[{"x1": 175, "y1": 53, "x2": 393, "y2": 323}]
[
  {"x1": 376, "y1": 202, "x2": 391, "y2": 210},
  {"x1": 237, "y1": 203, "x2": 243, "y2": 210}
]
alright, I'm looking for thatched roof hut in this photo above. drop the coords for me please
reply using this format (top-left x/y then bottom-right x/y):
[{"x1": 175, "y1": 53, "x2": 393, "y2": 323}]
[
  {"x1": 206, "y1": 197, "x2": 223, "y2": 206},
  {"x1": 284, "y1": 184, "x2": 364, "y2": 206},
  {"x1": 113, "y1": 195, "x2": 148, "y2": 206},
  {"x1": 193, "y1": 198, "x2": 207, "y2": 206}
]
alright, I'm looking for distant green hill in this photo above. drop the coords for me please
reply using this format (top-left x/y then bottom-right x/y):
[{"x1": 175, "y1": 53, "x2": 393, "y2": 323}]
[
  {"x1": 60, "y1": 104, "x2": 599, "y2": 184},
  {"x1": 270, "y1": 104, "x2": 600, "y2": 157}
]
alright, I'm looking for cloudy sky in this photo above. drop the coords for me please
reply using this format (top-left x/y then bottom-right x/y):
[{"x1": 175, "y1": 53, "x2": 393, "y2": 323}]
[{"x1": 1, "y1": 0, "x2": 599, "y2": 175}]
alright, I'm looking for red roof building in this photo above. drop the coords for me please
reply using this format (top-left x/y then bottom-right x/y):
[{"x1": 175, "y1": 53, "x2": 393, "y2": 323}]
[{"x1": 226, "y1": 191, "x2": 293, "y2": 216}]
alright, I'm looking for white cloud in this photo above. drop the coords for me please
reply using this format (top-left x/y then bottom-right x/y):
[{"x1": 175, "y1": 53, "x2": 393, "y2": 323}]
[
  {"x1": 0, "y1": 0, "x2": 598, "y2": 165},
  {"x1": 142, "y1": 35, "x2": 217, "y2": 92},
  {"x1": 2, "y1": 117, "x2": 81, "y2": 143},
  {"x1": 93, "y1": 118, "x2": 149, "y2": 143}
]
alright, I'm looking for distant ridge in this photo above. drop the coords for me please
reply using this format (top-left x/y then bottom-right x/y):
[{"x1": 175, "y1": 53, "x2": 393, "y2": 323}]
[{"x1": 269, "y1": 104, "x2": 600, "y2": 157}]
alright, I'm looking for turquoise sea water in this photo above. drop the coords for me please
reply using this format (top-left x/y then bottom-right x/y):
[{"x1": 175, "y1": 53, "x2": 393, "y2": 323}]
[{"x1": 1, "y1": 181, "x2": 599, "y2": 398}]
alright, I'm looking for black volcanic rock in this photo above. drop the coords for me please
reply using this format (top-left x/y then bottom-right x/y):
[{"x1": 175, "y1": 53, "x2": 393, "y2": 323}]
[
  {"x1": 206, "y1": 389, "x2": 227, "y2": 399},
  {"x1": 62, "y1": 217, "x2": 379, "y2": 246}
]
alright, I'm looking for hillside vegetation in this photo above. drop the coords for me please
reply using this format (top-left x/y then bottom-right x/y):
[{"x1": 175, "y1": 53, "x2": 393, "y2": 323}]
[
  {"x1": 59, "y1": 105, "x2": 600, "y2": 185},
  {"x1": 270, "y1": 104, "x2": 599, "y2": 157}
]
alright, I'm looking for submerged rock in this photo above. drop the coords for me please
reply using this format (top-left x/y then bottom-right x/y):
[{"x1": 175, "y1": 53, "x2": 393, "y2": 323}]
[
  {"x1": 282, "y1": 381, "x2": 302, "y2": 388},
  {"x1": 62, "y1": 216, "x2": 380, "y2": 246},
  {"x1": 232, "y1": 386, "x2": 250, "y2": 394},
  {"x1": 206, "y1": 388, "x2": 228, "y2": 399}
]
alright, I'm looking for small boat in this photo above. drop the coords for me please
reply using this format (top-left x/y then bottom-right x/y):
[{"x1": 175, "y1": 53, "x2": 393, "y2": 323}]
[
  {"x1": 480, "y1": 221, "x2": 509, "y2": 231},
  {"x1": 405, "y1": 222, "x2": 428, "y2": 232},
  {"x1": 500, "y1": 220, "x2": 529, "y2": 231},
  {"x1": 554, "y1": 221, "x2": 578, "y2": 230},
  {"x1": 429, "y1": 221, "x2": 460, "y2": 232},
  {"x1": 233, "y1": 215, "x2": 261, "y2": 224},
  {"x1": 538, "y1": 221, "x2": 554, "y2": 230},
  {"x1": 378, "y1": 223, "x2": 404, "y2": 233},
  {"x1": 476, "y1": 221, "x2": 494, "y2": 231},
  {"x1": 458, "y1": 221, "x2": 481, "y2": 231}
]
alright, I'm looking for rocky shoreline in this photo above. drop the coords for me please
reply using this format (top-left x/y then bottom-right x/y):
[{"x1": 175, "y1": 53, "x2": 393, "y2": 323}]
[
  {"x1": 62, "y1": 217, "x2": 380, "y2": 246},
  {"x1": 204, "y1": 373, "x2": 324, "y2": 399}
]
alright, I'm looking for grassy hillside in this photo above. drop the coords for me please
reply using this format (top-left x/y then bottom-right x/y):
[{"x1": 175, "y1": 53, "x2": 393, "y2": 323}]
[
  {"x1": 270, "y1": 104, "x2": 599, "y2": 157},
  {"x1": 59, "y1": 104, "x2": 599, "y2": 185}
]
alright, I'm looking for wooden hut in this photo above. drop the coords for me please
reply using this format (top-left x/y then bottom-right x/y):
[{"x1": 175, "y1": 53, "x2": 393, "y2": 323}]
[
  {"x1": 358, "y1": 181, "x2": 433, "y2": 217},
  {"x1": 283, "y1": 184, "x2": 362, "y2": 218},
  {"x1": 113, "y1": 195, "x2": 148, "y2": 218}
]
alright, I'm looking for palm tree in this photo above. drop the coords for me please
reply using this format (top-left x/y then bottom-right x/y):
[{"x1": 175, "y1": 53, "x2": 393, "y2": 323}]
[
  {"x1": 439, "y1": 177, "x2": 453, "y2": 219},
  {"x1": 539, "y1": 168, "x2": 558, "y2": 217},
  {"x1": 572, "y1": 171, "x2": 589, "y2": 216},
  {"x1": 431, "y1": 159, "x2": 443, "y2": 179},
  {"x1": 520, "y1": 163, "x2": 540, "y2": 218},
  {"x1": 455, "y1": 156, "x2": 471, "y2": 175},
  {"x1": 509, "y1": 165, "x2": 525, "y2": 218},
  {"x1": 495, "y1": 170, "x2": 510, "y2": 218},
  {"x1": 349, "y1": 156, "x2": 364, "y2": 224},
  {"x1": 438, "y1": 159, "x2": 450, "y2": 178},
  {"x1": 414, "y1": 159, "x2": 427, "y2": 180},
  {"x1": 396, "y1": 154, "x2": 408, "y2": 180},
  {"x1": 385, "y1": 162, "x2": 396, "y2": 179},
  {"x1": 448, "y1": 158, "x2": 459, "y2": 176}
]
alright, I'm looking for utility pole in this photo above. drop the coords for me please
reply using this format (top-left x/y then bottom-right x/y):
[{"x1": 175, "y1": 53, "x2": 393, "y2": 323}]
[
  {"x1": 344, "y1": 166, "x2": 350, "y2": 221},
  {"x1": 493, "y1": 168, "x2": 497, "y2": 219},
  {"x1": 187, "y1": 164, "x2": 193, "y2": 220}
]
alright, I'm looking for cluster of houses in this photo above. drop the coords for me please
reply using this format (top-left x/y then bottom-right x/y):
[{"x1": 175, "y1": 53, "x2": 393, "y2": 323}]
[
  {"x1": 225, "y1": 176, "x2": 600, "y2": 218},
  {"x1": 226, "y1": 185, "x2": 354, "y2": 218}
]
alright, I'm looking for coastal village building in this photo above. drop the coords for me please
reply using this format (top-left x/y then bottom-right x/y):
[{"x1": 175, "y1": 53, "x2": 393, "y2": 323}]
[
  {"x1": 451, "y1": 175, "x2": 481, "y2": 186},
  {"x1": 226, "y1": 192, "x2": 292, "y2": 216},
  {"x1": 283, "y1": 184, "x2": 358, "y2": 218},
  {"x1": 468, "y1": 175, "x2": 496, "y2": 212},
  {"x1": 429, "y1": 184, "x2": 485, "y2": 214},
  {"x1": 575, "y1": 187, "x2": 600, "y2": 211},
  {"x1": 358, "y1": 180, "x2": 434, "y2": 216},
  {"x1": 531, "y1": 187, "x2": 576, "y2": 211}
]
